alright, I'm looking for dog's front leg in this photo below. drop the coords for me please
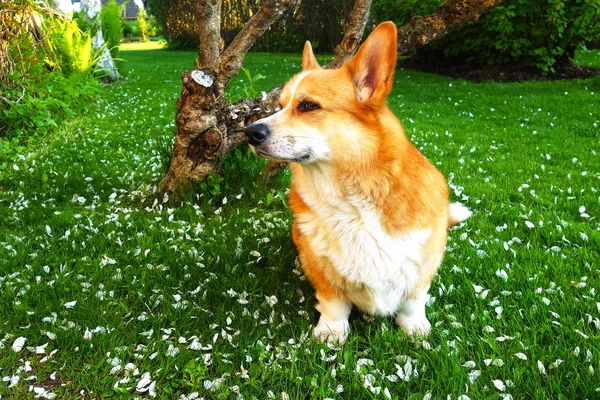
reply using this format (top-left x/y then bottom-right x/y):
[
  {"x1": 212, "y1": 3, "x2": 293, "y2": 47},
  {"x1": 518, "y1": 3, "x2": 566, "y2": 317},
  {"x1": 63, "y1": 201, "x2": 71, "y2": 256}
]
[
  {"x1": 292, "y1": 221, "x2": 351, "y2": 344},
  {"x1": 314, "y1": 294, "x2": 351, "y2": 344}
]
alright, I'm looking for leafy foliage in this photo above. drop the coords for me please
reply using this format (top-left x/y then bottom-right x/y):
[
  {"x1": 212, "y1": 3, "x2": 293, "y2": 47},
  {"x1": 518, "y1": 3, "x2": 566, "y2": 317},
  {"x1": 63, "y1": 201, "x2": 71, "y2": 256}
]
[
  {"x1": 123, "y1": 15, "x2": 159, "y2": 40},
  {"x1": 136, "y1": 7, "x2": 149, "y2": 41},
  {"x1": 0, "y1": 0, "x2": 102, "y2": 170},
  {"x1": 240, "y1": 67, "x2": 266, "y2": 98},
  {"x1": 371, "y1": 0, "x2": 443, "y2": 27},
  {"x1": 371, "y1": 0, "x2": 600, "y2": 72},
  {"x1": 100, "y1": 0, "x2": 124, "y2": 59},
  {"x1": 122, "y1": 19, "x2": 139, "y2": 39},
  {"x1": 146, "y1": 0, "x2": 198, "y2": 49},
  {"x1": 0, "y1": 73, "x2": 101, "y2": 169},
  {"x1": 46, "y1": 17, "x2": 96, "y2": 76},
  {"x1": 73, "y1": 9, "x2": 99, "y2": 38},
  {"x1": 146, "y1": 0, "x2": 355, "y2": 51}
]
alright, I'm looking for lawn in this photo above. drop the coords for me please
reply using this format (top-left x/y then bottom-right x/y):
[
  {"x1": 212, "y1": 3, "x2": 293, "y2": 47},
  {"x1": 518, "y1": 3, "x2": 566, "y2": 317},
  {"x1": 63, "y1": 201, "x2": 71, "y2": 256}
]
[{"x1": 1, "y1": 41, "x2": 599, "y2": 399}]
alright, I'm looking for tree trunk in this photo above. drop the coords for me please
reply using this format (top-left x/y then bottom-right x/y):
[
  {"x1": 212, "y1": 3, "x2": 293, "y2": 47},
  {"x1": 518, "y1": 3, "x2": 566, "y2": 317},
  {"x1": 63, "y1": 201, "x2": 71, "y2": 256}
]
[
  {"x1": 159, "y1": 0, "x2": 507, "y2": 194},
  {"x1": 81, "y1": 0, "x2": 120, "y2": 80},
  {"x1": 158, "y1": 0, "x2": 299, "y2": 193}
]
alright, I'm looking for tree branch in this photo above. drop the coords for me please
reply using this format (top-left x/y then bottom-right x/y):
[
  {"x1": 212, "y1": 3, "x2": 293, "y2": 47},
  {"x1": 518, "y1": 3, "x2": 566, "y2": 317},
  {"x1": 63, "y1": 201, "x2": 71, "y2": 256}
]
[
  {"x1": 397, "y1": 0, "x2": 508, "y2": 55},
  {"x1": 195, "y1": 0, "x2": 221, "y2": 73},
  {"x1": 160, "y1": 0, "x2": 510, "y2": 193},
  {"x1": 222, "y1": 86, "x2": 282, "y2": 152},
  {"x1": 328, "y1": 0, "x2": 373, "y2": 69},
  {"x1": 216, "y1": 0, "x2": 299, "y2": 92}
]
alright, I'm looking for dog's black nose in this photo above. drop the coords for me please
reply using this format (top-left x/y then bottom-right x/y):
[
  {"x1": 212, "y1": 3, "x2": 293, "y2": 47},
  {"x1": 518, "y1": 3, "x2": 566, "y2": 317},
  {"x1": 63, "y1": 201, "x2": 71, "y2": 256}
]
[{"x1": 245, "y1": 123, "x2": 270, "y2": 146}]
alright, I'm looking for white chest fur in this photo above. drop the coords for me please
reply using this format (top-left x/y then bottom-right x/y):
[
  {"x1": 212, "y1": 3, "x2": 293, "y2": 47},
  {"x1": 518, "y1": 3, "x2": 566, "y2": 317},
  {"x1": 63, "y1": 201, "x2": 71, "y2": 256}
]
[{"x1": 294, "y1": 167, "x2": 431, "y2": 316}]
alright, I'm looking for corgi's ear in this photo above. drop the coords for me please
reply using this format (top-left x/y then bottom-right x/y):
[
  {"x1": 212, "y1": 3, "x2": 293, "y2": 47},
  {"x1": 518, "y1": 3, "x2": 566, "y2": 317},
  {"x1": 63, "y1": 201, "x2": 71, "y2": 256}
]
[
  {"x1": 302, "y1": 41, "x2": 321, "y2": 71},
  {"x1": 345, "y1": 22, "x2": 397, "y2": 105}
]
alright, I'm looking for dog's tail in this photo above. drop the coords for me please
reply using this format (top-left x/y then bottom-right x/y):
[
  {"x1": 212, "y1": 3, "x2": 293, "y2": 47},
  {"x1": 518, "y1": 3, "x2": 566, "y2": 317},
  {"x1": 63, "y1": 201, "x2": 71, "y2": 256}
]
[{"x1": 448, "y1": 202, "x2": 472, "y2": 227}]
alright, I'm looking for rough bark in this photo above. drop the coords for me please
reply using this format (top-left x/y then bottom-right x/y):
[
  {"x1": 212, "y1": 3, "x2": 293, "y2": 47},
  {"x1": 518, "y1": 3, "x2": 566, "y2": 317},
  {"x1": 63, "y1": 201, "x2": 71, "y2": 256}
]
[
  {"x1": 159, "y1": 0, "x2": 507, "y2": 194},
  {"x1": 328, "y1": 0, "x2": 373, "y2": 69},
  {"x1": 194, "y1": 0, "x2": 221, "y2": 74},
  {"x1": 397, "y1": 0, "x2": 508, "y2": 55}
]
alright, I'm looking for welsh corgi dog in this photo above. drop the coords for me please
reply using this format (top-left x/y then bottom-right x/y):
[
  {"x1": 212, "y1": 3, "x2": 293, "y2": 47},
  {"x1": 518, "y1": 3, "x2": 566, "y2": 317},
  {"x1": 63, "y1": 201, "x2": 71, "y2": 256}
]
[{"x1": 245, "y1": 22, "x2": 471, "y2": 344}]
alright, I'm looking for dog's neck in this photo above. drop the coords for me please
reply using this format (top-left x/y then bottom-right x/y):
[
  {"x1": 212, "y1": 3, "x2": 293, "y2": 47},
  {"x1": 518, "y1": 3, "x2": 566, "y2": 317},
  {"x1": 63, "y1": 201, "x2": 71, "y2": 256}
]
[{"x1": 296, "y1": 132, "x2": 409, "y2": 204}]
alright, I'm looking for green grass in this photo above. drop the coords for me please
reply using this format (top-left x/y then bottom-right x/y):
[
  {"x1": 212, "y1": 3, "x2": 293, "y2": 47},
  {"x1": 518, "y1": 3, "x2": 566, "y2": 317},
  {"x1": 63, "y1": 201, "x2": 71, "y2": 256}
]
[{"x1": 1, "y1": 41, "x2": 599, "y2": 399}]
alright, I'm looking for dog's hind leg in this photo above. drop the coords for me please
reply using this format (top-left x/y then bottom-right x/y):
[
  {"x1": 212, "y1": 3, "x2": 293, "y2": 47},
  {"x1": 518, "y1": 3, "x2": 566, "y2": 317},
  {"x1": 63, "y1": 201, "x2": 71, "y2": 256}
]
[
  {"x1": 396, "y1": 222, "x2": 447, "y2": 337},
  {"x1": 395, "y1": 285, "x2": 431, "y2": 337}
]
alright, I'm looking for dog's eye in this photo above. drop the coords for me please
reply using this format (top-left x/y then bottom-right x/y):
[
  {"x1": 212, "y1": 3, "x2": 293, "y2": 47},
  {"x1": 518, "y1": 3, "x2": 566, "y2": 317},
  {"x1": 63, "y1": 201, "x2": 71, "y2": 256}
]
[{"x1": 297, "y1": 101, "x2": 321, "y2": 112}]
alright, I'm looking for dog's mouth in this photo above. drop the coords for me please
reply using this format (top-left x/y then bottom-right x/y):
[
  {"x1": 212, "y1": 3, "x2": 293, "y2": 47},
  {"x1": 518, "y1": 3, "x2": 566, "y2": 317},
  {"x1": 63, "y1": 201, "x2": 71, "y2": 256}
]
[
  {"x1": 251, "y1": 147, "x2": 270, "y2": 158},
  {"x1": 293, "y1": 152, "x2": 313, "y2": 163},
  {"x1": 251, "y1": 145, "x2": 313, "y2": 163}
]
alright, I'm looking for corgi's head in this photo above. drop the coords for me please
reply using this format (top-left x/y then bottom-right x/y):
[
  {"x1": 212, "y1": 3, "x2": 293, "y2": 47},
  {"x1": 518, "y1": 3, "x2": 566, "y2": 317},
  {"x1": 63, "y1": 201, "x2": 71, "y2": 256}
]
[{"x1": 245, "y1": 22, "x2": 399, "y2": 165}]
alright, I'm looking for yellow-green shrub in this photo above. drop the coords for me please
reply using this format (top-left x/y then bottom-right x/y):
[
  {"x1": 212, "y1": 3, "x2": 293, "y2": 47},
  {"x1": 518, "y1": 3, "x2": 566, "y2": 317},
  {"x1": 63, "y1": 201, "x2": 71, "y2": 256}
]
[{"x1": 46, "y1": 18, "x2": 95, "y2": 76}]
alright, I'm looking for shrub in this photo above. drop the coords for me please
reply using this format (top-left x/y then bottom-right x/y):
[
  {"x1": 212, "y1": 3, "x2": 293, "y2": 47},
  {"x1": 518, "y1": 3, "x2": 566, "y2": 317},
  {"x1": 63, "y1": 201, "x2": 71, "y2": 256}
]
[
  {"x1": 0, "y1": 0, "x2": 101, "y2": 170},
  {"x1": 148, "y1": 16, "x2": 160, "y2": 37},
  {"x1": 122, "y1": 19, "x2": 139, "y2": 39},
  {"x1": 1, "y1": 73, "x2": 101, "y2": 139},
  {"x1": 137, "y1": 8, "x2": 149, "y2": 41},
  {"x1": 100, "y1": 0, "x2": 124, "y2": 59},
  {"x1": 371, "y1": 0, "x2": 600, "y2": 72},
  {"x1": 147, "y1": 0, "x2": 354, "y2": 51},
  {"x1": 46, "y1": 18, "x2": 96, "y2": 76},
  {"x1": 73, "y1": 10, "x2": 99, "y2": 38},
  {"x1": 371, "y1": 0, "x2": 442, "y2": 28},
  {"x1": 147, "y1": 0, "x2": 199, "y2": 49}
]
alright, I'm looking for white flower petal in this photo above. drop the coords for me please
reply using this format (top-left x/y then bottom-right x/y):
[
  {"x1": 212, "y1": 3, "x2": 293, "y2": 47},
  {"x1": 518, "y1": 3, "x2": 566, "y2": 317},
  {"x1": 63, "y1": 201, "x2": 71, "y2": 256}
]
[
  {"x1": 525, "y1": 221, "x2": 535, "y2": 229},
  {"x1": 136, "y1": 372, "x2": 152, "y2": 390},
  {"x1": 492, "y1": 379, "x2": 506, "y2": 391},
  {"x1": 64, "y1": 300, "x2": 77, "y2": 309},
  {"x1": 537, "y1": 360, "x2": 546, "y2": 375},
  {"x1": 12, "y1": 337, "x2": 26, "y2": 352}
]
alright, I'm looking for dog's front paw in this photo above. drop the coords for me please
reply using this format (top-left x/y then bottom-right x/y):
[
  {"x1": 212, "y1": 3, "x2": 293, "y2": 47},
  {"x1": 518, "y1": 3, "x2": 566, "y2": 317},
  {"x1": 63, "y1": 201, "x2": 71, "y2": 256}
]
[
  {"x1": 313, "y1": 318, "x2": 349, "y2": 344},
  {"x1": 396, "y1": 315, "x2": 431, "y2": 337}
]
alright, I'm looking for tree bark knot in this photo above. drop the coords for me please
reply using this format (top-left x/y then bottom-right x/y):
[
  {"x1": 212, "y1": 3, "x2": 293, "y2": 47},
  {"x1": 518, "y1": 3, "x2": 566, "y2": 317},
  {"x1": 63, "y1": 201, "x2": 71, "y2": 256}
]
[{"x1": 187, "y1": 127, "x2": 225, "y2": 167}]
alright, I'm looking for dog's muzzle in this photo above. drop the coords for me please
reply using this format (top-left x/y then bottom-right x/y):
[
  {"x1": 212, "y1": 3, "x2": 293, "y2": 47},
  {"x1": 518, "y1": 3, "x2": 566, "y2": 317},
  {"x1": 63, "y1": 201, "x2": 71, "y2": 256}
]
[{"x1": 245, "y1": 123, "x2": 270, "y2": 146}]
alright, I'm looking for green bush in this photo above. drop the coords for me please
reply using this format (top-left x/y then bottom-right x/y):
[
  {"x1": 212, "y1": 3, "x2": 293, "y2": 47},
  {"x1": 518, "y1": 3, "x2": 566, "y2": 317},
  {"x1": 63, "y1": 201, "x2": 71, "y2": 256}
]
[
  {"x1": 146, "y1": 0, "x2": 199, "y2": 48},
  {"x1": 371, "y1": 0, "x2": 442, "y2": 28},
  {"x1": 121, "y1": 15, "x2": 158, "y2": 41},
  {"x1": 1, "y1": 73, "x2": 101, "y2": 139},
  {"x1": 148, "y1": 16, "x2": 160, "y2": 37},
  {"x1": 1, "y1": 68, "x2": 101, "y2": 170},
  {"x1": 73, "y1": 10, "x2": 99, "y2": 37},
  {"x1": 122, "y1": 19, "x2": 139, "y2": 39},
  {"x1": 46, "y1": 18, "x2": 97, "y2": 76},
  {"x1": 371, "y1": 0, "x2": 600, "y2": 72},
  {"x1": 137, "y1": 8, "x2": 149, "y2": 41},
  {"x1": 100, "y1": 0, "x2": 124, "y2": 59},
  {"x1": 147, "y1": 0, "x2": 354, "y2": 51},
  {"x1": 0, "y1": 1, "x2": 101, "y2": 170}
]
